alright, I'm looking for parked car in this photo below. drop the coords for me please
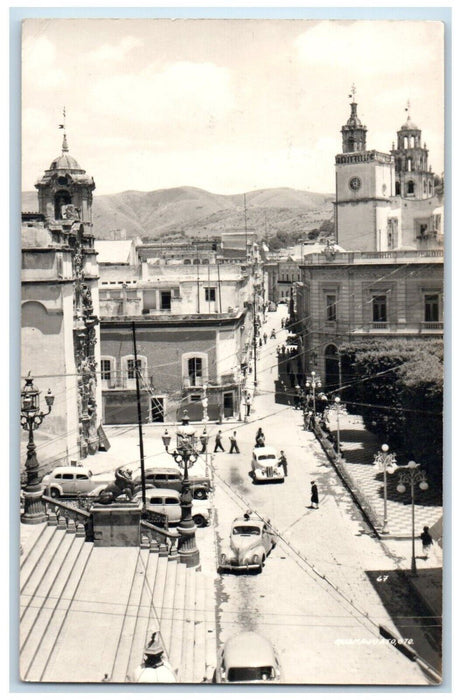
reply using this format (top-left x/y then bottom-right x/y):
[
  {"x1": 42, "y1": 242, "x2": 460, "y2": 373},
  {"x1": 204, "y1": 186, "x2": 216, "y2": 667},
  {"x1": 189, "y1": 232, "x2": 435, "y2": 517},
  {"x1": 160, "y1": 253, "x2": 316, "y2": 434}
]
[
  {"x1": 215, "y1": 631, "x2": 282, "y2": 683},
  {"x1": 132, "y1": 465, "x2": 212, "y2": 500},
  {"x1": 219, "y1": 512, "x2": 276, "y2": 573},
  {"x1": 134, "y1": 488, "x2": 211, "y2": 527},
  {"x1": 250, "y1": 447, "x2": 285, "y2": 483},
  {"x1": 41, "y1": 465, "x2": 109, "y2": 498}
]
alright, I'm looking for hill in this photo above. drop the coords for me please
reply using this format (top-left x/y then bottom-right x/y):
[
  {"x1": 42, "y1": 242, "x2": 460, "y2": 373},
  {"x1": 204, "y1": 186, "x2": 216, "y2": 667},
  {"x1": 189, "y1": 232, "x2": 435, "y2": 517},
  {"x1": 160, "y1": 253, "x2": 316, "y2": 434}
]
[{"x1": 21, "y1": 186, "x2": 333, "y2": 241}]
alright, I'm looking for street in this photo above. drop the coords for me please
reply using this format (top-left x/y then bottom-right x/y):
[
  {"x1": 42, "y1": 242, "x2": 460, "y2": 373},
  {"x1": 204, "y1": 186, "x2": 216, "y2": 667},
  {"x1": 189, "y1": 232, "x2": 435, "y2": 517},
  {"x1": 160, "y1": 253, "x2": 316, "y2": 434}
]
[{"x1": 208, "y1": 305, "x2": 431, "y2": 684}]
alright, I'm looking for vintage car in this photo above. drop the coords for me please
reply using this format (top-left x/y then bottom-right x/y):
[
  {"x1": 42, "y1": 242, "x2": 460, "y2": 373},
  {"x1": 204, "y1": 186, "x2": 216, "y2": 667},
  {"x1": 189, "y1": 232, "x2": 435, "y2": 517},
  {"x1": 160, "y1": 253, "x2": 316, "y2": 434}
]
[
  {"x1": 219, "y1": 512, "x2": 276, "y2": 573},
  {"x1": 41, "y1": 465, "x2": 109, "y2": 498},
  {"x1": 134, "y1": 488, "x2": 211, "y2": 527},
  {"x1": 131, "y1": 465, "x2": 212, "y2": 500},
  {"x1": 250, "y1": 447, "x2": 284, "y2": 483},
  {"x1": 215, "y1": 631, "x2": 282, "y2": 683}
]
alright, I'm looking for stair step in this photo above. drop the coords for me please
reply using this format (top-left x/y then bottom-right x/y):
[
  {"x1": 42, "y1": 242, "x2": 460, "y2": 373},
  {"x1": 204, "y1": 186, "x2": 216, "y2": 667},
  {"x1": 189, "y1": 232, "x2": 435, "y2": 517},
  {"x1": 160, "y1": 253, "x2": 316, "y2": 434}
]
[
  {"x1": 143, "y1": 553, "x2": 162, "y2": 642},
  {"x1": 20, "y1": 537, "x2": 86, "y2": 678},
  {"x1": 20, "y1": 529, "x2": 68, "y2": 615},
  {"x1": 192, "y1": 572, "x2": 207, "y2": 683},
  {"x1": 20, "y1": 526, "x2": 59, "y2": 594},
  {"x1": 179, "y1": 567, "x2": 196, "y2": 682},
  {"x1": 41, "y1": 547, "x2": 139, "y2": 682},
  {"x1": 20, "y1": 522, "x2": 48, "y2": 565},
  {"x1": 20, "y1": 531, "x2": 75, "y2": 648},
  {"x1": 204, "y1": 574, "x2": 217, "y2": 682},
  {"x1": 23, "y1": 540, "x2": 94, "y2": 682},
  {"x1": 159, "y1": 559, "x2": 177, "y2": 655},
  {"x1": 168, "y1": 563, "x2": 187, "y2": 676},
  {"x1": 111, "y1": 550, "x2": 149, "y2": 682}
]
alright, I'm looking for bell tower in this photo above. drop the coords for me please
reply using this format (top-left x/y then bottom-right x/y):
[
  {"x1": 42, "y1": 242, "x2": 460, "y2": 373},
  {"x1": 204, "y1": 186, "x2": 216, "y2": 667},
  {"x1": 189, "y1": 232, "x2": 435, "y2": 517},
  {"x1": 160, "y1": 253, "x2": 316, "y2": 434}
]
[
  {"x1": 341, "y1": 85, "x2": 367, "y2": 153},
  {"x1": 390, "y1": 102, "x2": 435, "y2": 199}
]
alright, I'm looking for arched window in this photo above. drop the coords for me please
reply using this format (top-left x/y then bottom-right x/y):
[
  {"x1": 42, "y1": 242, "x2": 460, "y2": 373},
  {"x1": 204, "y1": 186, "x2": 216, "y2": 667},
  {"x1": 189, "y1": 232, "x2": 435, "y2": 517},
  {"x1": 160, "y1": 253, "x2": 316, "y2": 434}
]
[
  {"x1": 423, "y1": 180, "x2": 427, "y2": 194},
  {"x1": 428, "y1": 181, "x2": 433, "y2": 195},
  {"x1": 121, "y1": 354, "x2": 148, "y2": 389},
  {"x1": 184, "y1": 259, "x2": 191, "y2": 265},
  {"x1": 395, "y1": 181, "x2": 401, "y2": 196},
  {"x1": 407, "y1": 181, "x2": 415, "y2": 195},
  {"x1": 404, "y1": 136, "x2": 408, "y2": 149},
  {"x1": 407, "y1": 158, "x2": 412, "y2": 172},
  {"x1": 193, "y1": 258, "x2": 200, "y2": 265},
  {"x1": 54, "y1": 190, "x2": 71, "y2": 219}
]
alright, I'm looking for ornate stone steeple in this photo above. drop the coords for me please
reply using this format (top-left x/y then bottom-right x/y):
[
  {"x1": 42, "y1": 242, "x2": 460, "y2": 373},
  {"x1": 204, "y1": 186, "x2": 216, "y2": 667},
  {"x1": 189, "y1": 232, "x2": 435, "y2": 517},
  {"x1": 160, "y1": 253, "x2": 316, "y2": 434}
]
[
  {"x1": 341, "y1": 85, "x2": 367, "y2": 153},
  {"x1": 390, "y1": 101, "x2": 435, "y2": 199}
]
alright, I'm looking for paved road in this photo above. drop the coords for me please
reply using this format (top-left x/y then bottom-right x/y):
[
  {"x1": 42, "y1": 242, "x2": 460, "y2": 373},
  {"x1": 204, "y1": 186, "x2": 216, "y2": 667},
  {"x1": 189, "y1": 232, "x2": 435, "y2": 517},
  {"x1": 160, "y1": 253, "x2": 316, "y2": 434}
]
[{"x1": 210, "y1": 306, "x2": 431, "y2": 685}]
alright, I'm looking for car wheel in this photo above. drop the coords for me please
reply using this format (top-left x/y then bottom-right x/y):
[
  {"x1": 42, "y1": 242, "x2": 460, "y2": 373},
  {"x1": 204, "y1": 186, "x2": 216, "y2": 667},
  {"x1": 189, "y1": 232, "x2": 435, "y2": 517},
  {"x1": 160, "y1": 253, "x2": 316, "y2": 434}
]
[
  {"x1": 50, "y1": 487, "x2": 60, "y2": 499},
  {"x1": 193, "y1": 514, "x2": 207, "y2": 528},
  {"x1": 194, "y1": 488, "x2": 207, "y2": 500}
]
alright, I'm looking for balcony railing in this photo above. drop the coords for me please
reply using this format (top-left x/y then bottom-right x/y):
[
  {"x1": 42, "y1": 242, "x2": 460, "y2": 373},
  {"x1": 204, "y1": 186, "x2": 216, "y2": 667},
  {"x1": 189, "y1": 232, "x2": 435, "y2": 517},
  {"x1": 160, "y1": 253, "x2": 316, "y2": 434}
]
[
  {"x1": 420, "y1": 321, "x2": 443, "y2": 330},
  {"x1": 371, "y1": 321, "x2": 389, "y2": 329}
]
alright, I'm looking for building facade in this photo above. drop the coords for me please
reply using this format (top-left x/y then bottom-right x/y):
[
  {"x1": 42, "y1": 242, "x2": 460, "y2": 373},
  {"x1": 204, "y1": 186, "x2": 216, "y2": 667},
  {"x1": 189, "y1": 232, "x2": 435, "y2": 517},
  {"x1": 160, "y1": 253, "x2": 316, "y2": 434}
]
[{"x1": 21, "y1": 134, "x2": 102, "y2": 468}]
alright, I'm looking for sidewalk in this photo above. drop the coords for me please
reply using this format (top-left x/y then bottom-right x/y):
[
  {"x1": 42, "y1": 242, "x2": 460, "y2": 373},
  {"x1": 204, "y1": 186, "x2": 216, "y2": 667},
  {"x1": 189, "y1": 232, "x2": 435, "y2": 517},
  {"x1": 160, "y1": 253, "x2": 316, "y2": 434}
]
[{"x1": 323, "y1": 410, "x2": 443, "y2": 625}]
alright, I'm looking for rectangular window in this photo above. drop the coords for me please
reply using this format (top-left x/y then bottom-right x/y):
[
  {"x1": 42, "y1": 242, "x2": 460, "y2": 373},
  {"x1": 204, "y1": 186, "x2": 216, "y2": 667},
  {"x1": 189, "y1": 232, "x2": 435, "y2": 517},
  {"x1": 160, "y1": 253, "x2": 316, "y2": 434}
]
[
  {"x1": 372, "y1": 295, "x2": 387, "y2": 322},
  {"x1": 160, "y1": 291, "x2": 171, "y2": 310},
  {"x1": 101, "y1": 359, "x2": 112, "y2": 381},
  {"x1": 326, "y1": 294, "x2": 337, "y2": 321},
  {"x1": 188, "y1": 357, "x2": 203, "y2": 385},
  {"x1": 127, "y1": 358, "x2": 142, "y2": 379},
  {"x1": 205, "y1": 287, "x2": 216, "y2": 302},
  {"x1": 424, "y1": 294, "x2": 439, "y2": 322}
]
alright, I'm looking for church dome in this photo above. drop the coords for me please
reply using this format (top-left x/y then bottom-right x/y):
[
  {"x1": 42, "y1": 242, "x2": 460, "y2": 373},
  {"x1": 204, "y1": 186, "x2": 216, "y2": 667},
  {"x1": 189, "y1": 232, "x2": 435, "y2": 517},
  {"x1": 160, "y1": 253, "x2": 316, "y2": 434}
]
[
  {"x1": 49, "y1": 153, "x2": 82, "y2": 171},
  {"x1": 400, "y1": 116, "x2": 419, "y2": 131}
]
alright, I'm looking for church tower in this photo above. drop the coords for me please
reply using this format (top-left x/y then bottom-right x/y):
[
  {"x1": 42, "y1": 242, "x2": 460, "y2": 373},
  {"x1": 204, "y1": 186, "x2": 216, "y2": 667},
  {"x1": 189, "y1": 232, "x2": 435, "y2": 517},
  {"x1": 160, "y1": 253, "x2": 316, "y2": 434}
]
[
  {"x1": 390, "y1": 105, "x2": 435, "y2": 199},
  {"x1": 335, "y1": 89, "x2": 395, "y2": 251}
]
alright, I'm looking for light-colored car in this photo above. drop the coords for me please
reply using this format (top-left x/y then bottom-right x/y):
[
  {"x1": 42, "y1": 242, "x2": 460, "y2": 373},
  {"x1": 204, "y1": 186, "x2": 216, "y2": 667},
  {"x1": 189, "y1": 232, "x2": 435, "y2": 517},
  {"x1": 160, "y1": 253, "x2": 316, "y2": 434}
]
[
  {"x1": 131, "y1": 465, "x2": 212, "y2": 500},
  {"x1": 135, "y1": 488, "x2": 211, "y2": 527},
  {"x1": 41, "y1": 466, "x2": 108, "y2": 498},
  {"x1": 251, "y1": 447, "x2": 285, "y2": 483},
  {"x1": 219, "y1": 512, "x2": 276, "y2": 573},
  {"x1": 215, "y1": 631, "x2": 282, "y2": 683}
]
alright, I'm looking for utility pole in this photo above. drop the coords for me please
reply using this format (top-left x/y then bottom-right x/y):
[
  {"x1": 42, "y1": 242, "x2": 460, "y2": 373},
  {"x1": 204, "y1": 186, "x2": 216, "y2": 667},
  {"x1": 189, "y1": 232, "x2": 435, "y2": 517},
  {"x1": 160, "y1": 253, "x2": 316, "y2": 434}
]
[
  {"x1": 244, "y1": 193, "x2": 248, "y2": 260},
  {"x1": 196, "y1": 244, "x2": 200, "y2": 313},
  {"x1": 132, "y1": 321, "x2": 146, "y2": 509}
]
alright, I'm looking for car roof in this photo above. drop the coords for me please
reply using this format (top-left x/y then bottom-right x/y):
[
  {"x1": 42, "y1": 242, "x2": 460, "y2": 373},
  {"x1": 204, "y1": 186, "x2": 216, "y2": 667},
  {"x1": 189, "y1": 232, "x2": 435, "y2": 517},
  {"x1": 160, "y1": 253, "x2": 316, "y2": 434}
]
[
  {"x1": 223, "y1": 632, "x2": 276, "y2": 667},
  {"x1": 143, "y1": 488, "x2": 180, "y2": 497},
  {"x1": 233, "y1": 517, "x2": 262, "y2": 528},
  {"x1": 253, "y1": 447, "x2": 276, "y2": 455}
]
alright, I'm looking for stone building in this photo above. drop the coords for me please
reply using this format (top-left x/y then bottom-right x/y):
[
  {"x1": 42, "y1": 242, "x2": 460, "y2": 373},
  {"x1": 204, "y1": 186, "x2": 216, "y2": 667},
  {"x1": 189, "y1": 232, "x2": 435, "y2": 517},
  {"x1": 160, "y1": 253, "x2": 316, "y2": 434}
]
[{"x1": 21, "y1": 134, "x2": 102, "y2": 468}]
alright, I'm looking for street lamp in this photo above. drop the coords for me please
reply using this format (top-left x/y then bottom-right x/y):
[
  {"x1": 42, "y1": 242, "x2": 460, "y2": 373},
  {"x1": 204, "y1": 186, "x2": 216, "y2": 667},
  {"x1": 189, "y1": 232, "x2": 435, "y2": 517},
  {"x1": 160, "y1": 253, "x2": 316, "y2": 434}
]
[
  {"x1": 396, "y1": 461, "x2": 429, "y2": 576},
  {"x1": 373, "y1": 444, "x2": 397, "y2": 535},
  {"x1": 20, "y1": 373, "x2": 54, "y2": 524},
  {"x1": 333, "y1": 396, "x2": 342, "y2": 457},
  {"x1": 305, "y1": 371, "x2": 322, "y2": 416},
  {"x1": 163, "y1": 415, "x2": 200, "y2": 568},
  {"x1": 161, "y1": 429, "x2": 171, "y2": 453}
]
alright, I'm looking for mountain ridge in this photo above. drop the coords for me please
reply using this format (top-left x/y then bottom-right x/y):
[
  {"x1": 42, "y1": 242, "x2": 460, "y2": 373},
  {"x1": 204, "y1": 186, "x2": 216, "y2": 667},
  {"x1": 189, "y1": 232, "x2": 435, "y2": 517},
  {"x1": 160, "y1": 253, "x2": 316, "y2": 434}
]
[{"x1": 21, "y1": 186, "x2": 334, "y2": 241}]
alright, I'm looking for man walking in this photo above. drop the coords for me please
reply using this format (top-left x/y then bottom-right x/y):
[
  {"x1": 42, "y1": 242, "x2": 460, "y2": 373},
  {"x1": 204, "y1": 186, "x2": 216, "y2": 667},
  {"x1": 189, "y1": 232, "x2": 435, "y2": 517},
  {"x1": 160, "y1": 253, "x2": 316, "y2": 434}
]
[
  {"x1": 199, "y1": 428, "x2": 208, "y2": 454},
  {"x1": 420, "y1": 526, "x2": 433, "y2": 559},
  {"x1": 310, "y1": 480, "x2": 319, "y2": 509},
  {"x1": 229, "y1": 431, "x2": 240, "y2": 454},
  {"x1": 214, "y1": 430, "x2": 225, "y2": 453},
  {"x1": 278, "y1": 450, "x2": 288, "y2": 477}
]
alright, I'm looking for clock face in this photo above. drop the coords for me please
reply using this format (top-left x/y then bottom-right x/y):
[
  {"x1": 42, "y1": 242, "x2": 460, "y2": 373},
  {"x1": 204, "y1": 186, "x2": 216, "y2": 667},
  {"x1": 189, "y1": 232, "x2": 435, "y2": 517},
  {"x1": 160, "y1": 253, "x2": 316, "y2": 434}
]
[{"x1": 349, "y1": 176, "x2": 361, "y2": 191}]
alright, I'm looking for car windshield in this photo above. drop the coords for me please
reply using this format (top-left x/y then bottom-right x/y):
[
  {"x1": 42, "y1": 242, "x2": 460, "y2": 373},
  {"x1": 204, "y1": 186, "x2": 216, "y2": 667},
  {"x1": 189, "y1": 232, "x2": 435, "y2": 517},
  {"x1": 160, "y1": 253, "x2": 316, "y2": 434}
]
[
  {"x1": 227, "y1": 666, "x2": 275, "y2": 682},
  {"x1": 232, "y1": 526, "x2": 261, "y2": 536},
  {"x1": 258, "y1": 454, "x2": 276, "y2": 461}
]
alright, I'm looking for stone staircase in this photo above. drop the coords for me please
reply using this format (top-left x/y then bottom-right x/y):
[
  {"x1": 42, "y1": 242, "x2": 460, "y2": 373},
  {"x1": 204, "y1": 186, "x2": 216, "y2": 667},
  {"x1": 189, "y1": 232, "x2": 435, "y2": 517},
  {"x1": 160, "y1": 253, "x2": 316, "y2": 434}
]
[{"x1": 19, "y1": 518, "x2": 216, "y2": 684}]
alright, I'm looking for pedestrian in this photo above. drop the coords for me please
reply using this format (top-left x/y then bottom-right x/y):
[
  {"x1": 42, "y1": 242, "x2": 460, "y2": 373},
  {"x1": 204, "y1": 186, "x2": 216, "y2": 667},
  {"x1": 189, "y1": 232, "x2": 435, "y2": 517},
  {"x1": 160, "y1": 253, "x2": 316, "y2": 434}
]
[
  {"x1": 229, "y1": 431, "x2": 240, "y2": 454},
  {"x1": 214, "y1": 430, "x2": 225, "y2": 453},
  {"x1": 278, "y1": 450, "x2": 288, "y2": 477},
  {"x1": 259, "y1": 337, "x2": 263, "y2": 347},
  {"x1": 199, "y1": 428, "x2": 208, "y2": 454},
  {"x1": 255, "y1": 427, "x2": 265, "y2": 447},
  {"x1": 245, "y1": 393, "x2": 252, "y2": 417},
  {"x1": 310, "y1": 480, "x2": 319, "y2": 509},
  {"x1": 420, "y1": 526, "x2": 433, "y2": 559},
  {"x1": 263, "y1": 332, "x2": 268, "y2": 344},
  {"x1": 281, "y1": 318, "x2": 285, "y2": 329}
]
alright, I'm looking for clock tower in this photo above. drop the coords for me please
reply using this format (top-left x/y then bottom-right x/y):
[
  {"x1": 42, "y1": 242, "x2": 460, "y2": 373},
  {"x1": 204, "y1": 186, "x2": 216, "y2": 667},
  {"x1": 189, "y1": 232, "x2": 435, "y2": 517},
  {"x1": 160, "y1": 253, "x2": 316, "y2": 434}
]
[{"x1": 335, "y1": 91, "x2": 396, "y2": 252}]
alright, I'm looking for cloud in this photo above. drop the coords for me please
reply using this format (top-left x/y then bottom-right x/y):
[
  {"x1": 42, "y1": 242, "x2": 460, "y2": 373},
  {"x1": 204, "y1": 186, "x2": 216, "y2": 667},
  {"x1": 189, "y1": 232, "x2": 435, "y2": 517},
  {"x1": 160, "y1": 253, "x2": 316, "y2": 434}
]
[
  {"x1": 22, "y1": 36, "x2": 66, "y2": 90},
  {"x1": 294, "y1": 21, "x2": 442, "y2": 76},
  {"x1": 85, "y1": 36, "x2": 143, "y2": 64}
]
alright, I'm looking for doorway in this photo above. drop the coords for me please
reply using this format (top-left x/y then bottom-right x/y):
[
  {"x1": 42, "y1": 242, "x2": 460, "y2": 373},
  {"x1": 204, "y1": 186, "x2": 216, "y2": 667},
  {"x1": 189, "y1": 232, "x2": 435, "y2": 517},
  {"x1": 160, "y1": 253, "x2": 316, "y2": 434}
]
[
  {"x1": 223, "y1": 392, "x2": 234, "y2": 418},
  {"x1": 151, "y1": 397, "x2": 164, "y2": 422}
]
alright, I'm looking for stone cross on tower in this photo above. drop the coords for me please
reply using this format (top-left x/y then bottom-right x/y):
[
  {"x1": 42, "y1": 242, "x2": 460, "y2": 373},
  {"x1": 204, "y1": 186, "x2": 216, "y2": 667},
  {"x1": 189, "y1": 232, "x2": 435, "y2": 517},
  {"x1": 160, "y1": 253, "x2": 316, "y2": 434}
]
[{"x1": 349, "y1": 84, "x2": 356, "y2": 102}]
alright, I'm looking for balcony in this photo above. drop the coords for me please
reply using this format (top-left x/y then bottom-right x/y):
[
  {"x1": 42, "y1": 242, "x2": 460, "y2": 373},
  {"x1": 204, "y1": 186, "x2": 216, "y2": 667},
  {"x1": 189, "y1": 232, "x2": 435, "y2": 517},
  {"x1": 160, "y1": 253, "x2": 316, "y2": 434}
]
[
  {"x1": 371, "y1": 322, "x2": 389, "y2": 330},
  {"x1": 420, "y1": 322, "x2": 443, "y2": 331}
]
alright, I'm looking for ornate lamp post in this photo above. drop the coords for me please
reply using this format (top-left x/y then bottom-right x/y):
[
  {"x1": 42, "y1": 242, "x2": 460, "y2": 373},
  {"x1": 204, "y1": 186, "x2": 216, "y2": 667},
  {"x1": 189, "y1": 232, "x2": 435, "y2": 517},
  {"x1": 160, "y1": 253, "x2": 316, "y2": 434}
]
[
  {"x1": 373, "y1": 444, "x2": 397, "y2": 535},
  {"x1": 163, "y1": 415, "x2": 200, "y2": 568},
  {"x1": 397, "y1": 461, "x2": 429, "y2": 576},
  {"x1": 20, "y1": 373, "x2": 54, "y2": 524},
  {"x1": 305, "y1": 371, "x2": 322, "y2": 415},
  {"x1": 161, "y1": 429, "x2": 171, "y2": 453}
]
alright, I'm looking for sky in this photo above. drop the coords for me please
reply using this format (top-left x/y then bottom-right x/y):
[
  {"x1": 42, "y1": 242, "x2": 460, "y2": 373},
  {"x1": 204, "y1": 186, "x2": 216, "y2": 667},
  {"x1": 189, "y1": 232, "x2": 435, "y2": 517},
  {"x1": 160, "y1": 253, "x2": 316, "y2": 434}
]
[{"x1": 21, "y1": 18, "x2": 445, "y2": 196}]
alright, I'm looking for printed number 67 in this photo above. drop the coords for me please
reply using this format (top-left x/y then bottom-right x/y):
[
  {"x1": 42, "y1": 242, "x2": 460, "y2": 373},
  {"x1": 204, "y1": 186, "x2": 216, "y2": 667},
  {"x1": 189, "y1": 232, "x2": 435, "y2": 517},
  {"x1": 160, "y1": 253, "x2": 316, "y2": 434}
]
[{"x1": 376, "y1": 574, "x2": 389, "y2": 582}]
